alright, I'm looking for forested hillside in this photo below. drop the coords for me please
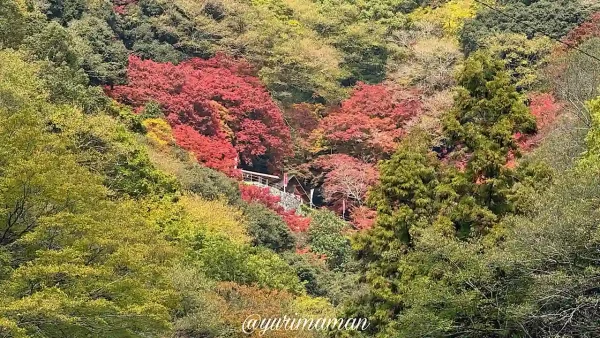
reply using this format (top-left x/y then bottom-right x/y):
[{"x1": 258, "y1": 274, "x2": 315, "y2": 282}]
[{"x1": 1, "y1": 0, "x2": 600, "y2": 337}]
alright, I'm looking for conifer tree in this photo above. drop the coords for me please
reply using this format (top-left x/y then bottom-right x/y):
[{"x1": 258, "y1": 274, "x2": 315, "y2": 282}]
[{"x1": 443, "y1": 51, "x2": 536, "y2": 215}]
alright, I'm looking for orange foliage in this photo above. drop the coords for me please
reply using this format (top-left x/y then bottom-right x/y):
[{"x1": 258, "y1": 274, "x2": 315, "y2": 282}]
[
  {"x1": 215, "y1": 282, "x2": 299, "y2": 338},
  {"x1": 515, "y1": 93, "x2": 563, "y2": 152},
  {"x1": 350, "y1": 206, "x2": 377, "y2": 230}
]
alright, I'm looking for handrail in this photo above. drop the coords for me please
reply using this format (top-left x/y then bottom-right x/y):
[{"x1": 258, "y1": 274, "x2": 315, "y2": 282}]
[
  {"x1": 240, "y1": 169, "x2": 279, "y2": 180},
  {"x1": 242, "y1": 173, "x2": 304, "y2": 211},
  {"x1": 242, "y1": 173, "x2": 348, "y2": 221}
]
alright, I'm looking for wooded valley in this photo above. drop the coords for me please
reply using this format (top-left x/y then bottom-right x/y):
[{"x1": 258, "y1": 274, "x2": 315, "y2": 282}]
[{"x1": 0, "y1": 0, "x2": 599, "y2": 337}]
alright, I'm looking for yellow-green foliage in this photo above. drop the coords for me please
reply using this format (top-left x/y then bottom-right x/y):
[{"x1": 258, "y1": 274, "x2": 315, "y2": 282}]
[
  {"x1": 178, "y1": 0, "x2": 348, "y2": 103},
  {"x1": 0, "y1": 21, "x2": 349, "y2": 338},
  {"x1": 145, "y1": 143, "x2": 241, "y2": 203},
  {"x1": 50, "y1": 108, "x2": 135, "y2": 168},
  {"x1": 389, "y1": 37, "x2": 461, "y2": 93},
  {"x1": 47, "y1": 106, "x2": 177, "y2": 198},
  {"x1": 166, "y1": 0, "x2": 394, "y2": 102},
  {"x1": 293, "y1": 295, "x2": 337, "y2": 318},
  {"x1": 143, "y1": 118, "x2": 174, "y2": 149},
  {"x1": 409, "y1": 0, "x2": 478, "y2": 37},
  {"x1": 241, "y1": 2, "x2": 347, "y2": 102},
  {"x1": 0, "y1": 0, "x2": 29, "y2": 49},
  {"x1": 579, "y1": 95, "x2": 600, "y2": 170},
  {"x1": 145, "y1": 140, "x2": 194, "y2": 178},
  {"x1": 0, "y1": 50, "x2": 182, "y2": 337},
  {"x1": 485, "y1": 33, "x2": 553, "y2": 90},
  {"x1": 177, "y1": 194, "x2": 250, "y2": 244}
]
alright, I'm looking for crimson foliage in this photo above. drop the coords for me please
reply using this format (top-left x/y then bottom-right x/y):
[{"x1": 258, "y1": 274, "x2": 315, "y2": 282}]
[
  {"x1": 313, "y1": 83, "x2": 421, "y2": 160},
  {"x1": 108, "y1": 54, "x2": 292, "y2": 173},
  {"x1": 172, "y1": 125, "x2": 239, "y2": 176},
  {"x1": 240, "y1": 185, "x2": 281, "y2": 210}
]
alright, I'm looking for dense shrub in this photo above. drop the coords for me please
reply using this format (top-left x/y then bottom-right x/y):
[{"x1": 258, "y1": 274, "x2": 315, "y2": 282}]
[
  {"x1": 189, "y1": 232, "x2": 303, "y2": 293},
  {"x1": 243, "y1": 202, "x2": 295, "y2": 252},
  {"x1": 307, "y1": 209, "x2": 352, "y2": 270}
]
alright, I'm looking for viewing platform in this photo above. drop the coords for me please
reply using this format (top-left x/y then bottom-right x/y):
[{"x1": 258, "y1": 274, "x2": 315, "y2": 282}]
[{"x1": 241, "y1": 170, "x2": 305, "y2": 211}]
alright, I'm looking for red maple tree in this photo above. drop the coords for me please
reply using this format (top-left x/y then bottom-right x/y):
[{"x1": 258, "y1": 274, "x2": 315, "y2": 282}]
[
  {"x1": 108, "y1": 54, "x2": 292, "y2": 174},
  {"x1": 280, "y1": 212, "x2": 310, "y2": 232},
  {"x1": 311, "y1": 83, "x2": 421, "y2": 160},
  {"x1": 172, "y1": 125, "x2": 239, "y2": 176},
  {"x1": 350, "y1": 205, "x2": 377, "y2": 230},
  {"x1": 311, "y1": 154, "x2": 379, "y2": 213},
  {"x1": 239, "y1": 185, "x2": 281, "y2": 210}
]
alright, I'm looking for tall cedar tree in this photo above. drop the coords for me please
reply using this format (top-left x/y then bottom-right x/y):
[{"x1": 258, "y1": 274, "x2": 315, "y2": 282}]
[
  {"x1": 347, "y1": 135, "x2": 478, "y2": 337},
  {"x1": 356, "y1": 135, "x2": 444, "y2": 258},
  {"x1": 443, "y1": 51, "x2": 536, "y2": 215},
  {"x1": 345, "y1": 53, "x2": 544, "y2": 338}
]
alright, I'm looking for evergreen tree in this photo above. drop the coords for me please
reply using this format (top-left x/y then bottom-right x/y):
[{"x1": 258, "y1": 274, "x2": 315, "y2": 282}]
[{"x1": 443, "y1": 51, "x2": 536, "y2": 216}]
